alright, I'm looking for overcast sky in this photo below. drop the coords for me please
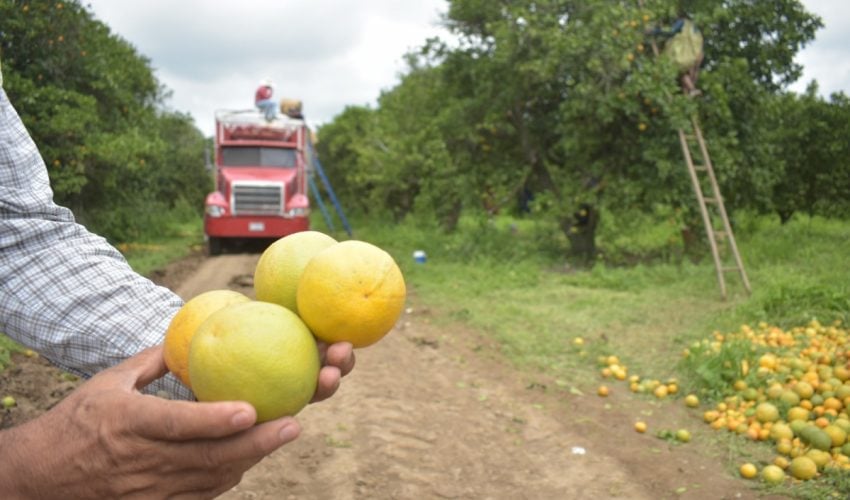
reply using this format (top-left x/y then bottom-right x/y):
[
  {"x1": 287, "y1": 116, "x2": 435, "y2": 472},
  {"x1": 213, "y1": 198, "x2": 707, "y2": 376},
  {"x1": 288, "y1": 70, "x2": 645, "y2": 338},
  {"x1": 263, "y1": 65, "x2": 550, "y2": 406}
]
[{"x1": 85, "y1": 0, "x2": 848, "y2": 137}]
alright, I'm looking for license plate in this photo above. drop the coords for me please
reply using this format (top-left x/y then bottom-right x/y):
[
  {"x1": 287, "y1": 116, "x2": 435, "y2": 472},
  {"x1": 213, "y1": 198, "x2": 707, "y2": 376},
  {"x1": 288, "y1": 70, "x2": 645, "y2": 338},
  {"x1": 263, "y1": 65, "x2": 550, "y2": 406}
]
[{"x1": 248, "y1": 222, "x2": 265, "y2": 232}]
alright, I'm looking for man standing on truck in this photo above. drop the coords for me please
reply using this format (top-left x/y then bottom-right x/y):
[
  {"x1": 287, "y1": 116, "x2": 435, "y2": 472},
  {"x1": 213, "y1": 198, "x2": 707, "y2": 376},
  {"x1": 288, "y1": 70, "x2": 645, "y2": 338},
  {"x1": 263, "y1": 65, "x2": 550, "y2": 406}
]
[{"x1": 255, "y1": 78, "x2": 277, "y2": 120}]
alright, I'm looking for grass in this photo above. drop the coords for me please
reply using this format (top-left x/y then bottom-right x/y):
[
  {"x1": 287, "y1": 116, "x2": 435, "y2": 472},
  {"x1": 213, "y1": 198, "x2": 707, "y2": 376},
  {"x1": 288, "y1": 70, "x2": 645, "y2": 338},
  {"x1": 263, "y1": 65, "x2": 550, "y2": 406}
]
[
  {"x1": 119, "y1": 219, "x2": 206, "y2": 276},
  {"x1": 353, "y1": 212, "x2": 849, "y2": 386},
  {"x1": 352, "y1": 210, "x2": 849, "y2": 498},
  {"x1": 3, "y1": 205, "x2": 848, "y2": 495}
]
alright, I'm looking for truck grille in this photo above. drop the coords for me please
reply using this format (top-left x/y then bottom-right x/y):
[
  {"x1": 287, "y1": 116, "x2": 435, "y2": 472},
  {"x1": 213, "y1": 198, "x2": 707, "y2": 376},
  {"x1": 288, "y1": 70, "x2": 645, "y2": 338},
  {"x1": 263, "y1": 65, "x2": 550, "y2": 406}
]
[{"x1": 231, "y1": 182, "x2": 284, "y2": 215}]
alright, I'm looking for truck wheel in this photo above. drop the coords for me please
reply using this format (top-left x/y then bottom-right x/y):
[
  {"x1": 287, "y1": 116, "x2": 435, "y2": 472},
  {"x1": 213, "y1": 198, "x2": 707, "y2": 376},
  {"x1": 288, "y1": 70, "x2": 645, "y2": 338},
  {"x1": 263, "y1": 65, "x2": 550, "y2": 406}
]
[{"x1": 208, "y1": 237, "x2": 223, "y2": 256}]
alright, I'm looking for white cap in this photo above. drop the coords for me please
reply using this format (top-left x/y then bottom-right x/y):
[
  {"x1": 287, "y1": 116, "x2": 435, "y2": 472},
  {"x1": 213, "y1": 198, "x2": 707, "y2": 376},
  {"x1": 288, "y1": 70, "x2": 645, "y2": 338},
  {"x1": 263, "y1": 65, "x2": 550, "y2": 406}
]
[{"x1": 259, "y1": 78, "x2": 274, "y2": 88}]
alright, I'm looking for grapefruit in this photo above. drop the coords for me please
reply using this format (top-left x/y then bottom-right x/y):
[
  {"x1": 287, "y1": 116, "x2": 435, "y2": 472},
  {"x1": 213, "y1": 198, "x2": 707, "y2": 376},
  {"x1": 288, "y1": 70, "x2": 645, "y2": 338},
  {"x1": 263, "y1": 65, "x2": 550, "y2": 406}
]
[
  {"x1": 761, "y1": 464, "x2": 785, "y2": 485},
  {"x1": 163, "y1": 289, "x2": 250, "y2": 387},
  {"x1": 188, "y1": 301, "x2": 320, "y2": 422},
  {"x1": 297, "y1": 240, "x2": 406, "y2": 348},
  {"x1": 788, "y1": 456, "x2": 818, "y2": 480},
  {"x1": 254, "y1": 231, "x2": 337, "y2": 314}
]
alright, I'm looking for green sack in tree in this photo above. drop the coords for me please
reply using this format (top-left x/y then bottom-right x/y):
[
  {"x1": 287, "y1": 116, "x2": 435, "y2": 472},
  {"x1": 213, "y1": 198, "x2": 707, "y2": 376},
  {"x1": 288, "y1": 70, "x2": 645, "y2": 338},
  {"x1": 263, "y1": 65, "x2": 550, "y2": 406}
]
[{"x1": 663, "y1": 19, "x2": 704, "y2": 71}]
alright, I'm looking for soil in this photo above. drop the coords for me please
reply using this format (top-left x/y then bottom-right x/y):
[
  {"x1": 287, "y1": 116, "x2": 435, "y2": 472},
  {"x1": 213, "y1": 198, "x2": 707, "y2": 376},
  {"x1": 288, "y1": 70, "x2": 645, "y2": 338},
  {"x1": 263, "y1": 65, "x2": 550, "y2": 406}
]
[{"x1": 0, "y1": 250, "x2": 791, "y2": 500}]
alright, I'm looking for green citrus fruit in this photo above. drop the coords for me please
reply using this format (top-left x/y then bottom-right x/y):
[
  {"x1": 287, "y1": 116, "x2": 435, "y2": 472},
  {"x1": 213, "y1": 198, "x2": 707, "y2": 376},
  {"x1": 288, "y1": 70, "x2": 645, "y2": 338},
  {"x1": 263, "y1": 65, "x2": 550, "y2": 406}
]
[
  {"x1": 254, "y1": 231, "x2": 338, "y2": 314},
  {"x1": 189, "y1": 301, "x2": 320, "y2": 422}
]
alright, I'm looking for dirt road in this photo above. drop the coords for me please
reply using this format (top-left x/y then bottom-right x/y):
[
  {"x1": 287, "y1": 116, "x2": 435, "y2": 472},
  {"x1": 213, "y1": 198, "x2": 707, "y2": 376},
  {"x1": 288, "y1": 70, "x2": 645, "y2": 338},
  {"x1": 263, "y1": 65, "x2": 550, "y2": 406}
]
[
  {"x1": 166, "y1": 252, "x2": 783, "y2": 500},
  {"x1": 0, "y1": 250, "x2": 787, "y2": 499}
]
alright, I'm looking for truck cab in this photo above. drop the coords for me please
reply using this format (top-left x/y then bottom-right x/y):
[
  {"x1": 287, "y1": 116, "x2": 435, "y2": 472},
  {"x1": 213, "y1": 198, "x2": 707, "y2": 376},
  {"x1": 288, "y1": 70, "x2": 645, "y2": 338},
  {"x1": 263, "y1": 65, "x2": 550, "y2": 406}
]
[{"x1": 204, "y1": 109, "x2": 310, "y2": 255}]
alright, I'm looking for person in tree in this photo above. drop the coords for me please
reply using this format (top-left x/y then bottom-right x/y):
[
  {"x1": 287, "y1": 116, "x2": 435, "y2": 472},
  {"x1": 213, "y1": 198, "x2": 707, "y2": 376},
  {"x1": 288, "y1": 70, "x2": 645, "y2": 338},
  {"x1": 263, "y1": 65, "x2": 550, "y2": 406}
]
[
  {"x1": 255, "y1": 78, "x2": 277, "y2": 120},
  {"x1": 649, "y1": 11, "x2": 705, "y2": 96}
]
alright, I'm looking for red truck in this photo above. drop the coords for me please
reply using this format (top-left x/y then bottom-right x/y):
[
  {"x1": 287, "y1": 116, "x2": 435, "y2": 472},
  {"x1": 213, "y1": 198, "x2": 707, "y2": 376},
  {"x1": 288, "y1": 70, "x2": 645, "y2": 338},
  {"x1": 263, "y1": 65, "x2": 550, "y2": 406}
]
[{"x1": 204, "y1": 108, "x2": 310, "y2": 255}]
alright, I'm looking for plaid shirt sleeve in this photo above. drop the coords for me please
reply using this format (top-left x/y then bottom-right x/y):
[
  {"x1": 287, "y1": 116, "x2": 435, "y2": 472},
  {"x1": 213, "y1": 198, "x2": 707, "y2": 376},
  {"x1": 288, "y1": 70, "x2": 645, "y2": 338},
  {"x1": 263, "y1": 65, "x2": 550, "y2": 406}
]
[{"x1": 0, "y1": 87, "x2": 193, "y2": 400}]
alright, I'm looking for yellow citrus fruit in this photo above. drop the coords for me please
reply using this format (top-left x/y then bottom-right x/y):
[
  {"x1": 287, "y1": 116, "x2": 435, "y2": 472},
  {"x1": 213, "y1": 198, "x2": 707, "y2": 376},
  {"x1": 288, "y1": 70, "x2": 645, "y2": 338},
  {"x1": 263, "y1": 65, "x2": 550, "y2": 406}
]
[
  {"x1": 634, "y1": 421, "x2": 647, "y2": 433},
  {"x1": 824, "y1": 424, "x2": 848, "y2": 447},
  {"x1": 675, "y1": 429, "x2": 691, "y2": 443},
  {"x1": 756, "y1": 402, "x2": 780, "y2": 423},
  {"x1": 684, "y1": 394, "x2": 700, "y2": 408},
  {"x1": 163, "y1": 289, "x2": 251, "y2": 387},
  {"x1": 776, "y1": 438, "x2": 793, "y2": 456},
  {"x1": 597, "y1": 385, "x2": 610, "y2": 397},
  {"x1": 788, "y1": 456, "x2": 818, "y2": 480},
  {"x1": 787, "y1": 406, "x2": 810, "y2": 422},
  {"x1": 794, "y1": 381, "x2": 814, "y2": 399},
  {"x1": 739, "y1": 463, "x2": 758, "y2": 479},
  {"x1": 805, "y1": 449, "x2": 830, "y2": 469},
  {"x1": 254, "y1": 231, "x2": 337, "y2": 314},
  {"x1": 761, "y1": 464, "x2": 786, "y2": 485},
  {"x1": 188, "y1": 301, "x2": 320, "y2": 422},
  {"x1": 297, "y1": 240, "x2": 406, "y2": 348},
  {"x1": 770, "y1": 422, "x2": 794, "y2": 441}
]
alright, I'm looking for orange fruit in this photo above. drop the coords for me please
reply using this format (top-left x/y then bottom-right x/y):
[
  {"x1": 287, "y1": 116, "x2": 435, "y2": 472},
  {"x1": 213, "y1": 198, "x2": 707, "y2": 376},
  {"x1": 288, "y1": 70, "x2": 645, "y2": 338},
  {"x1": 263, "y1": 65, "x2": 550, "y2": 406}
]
[
  {"x1": 597, "y1": 385, "x2": 610, "y2": 397},
  {"x1": 254, "y1": 231, "x2": 337, "y2": 314},
  {"x1": 634, "y1": 421, "x2": 647, "y2": 433},
  {"x1": 739, "y1": 463, "x2": 758, "y2": 479},
  {"x1": 297, "y1": 240, "x2": 406, "y2": 348},
  {"x1": 163, "y1": 289, "x2": 250, "y2": 387},
  {"x1": 189, "y1": 301, "x2": 320, "y2": 422}
]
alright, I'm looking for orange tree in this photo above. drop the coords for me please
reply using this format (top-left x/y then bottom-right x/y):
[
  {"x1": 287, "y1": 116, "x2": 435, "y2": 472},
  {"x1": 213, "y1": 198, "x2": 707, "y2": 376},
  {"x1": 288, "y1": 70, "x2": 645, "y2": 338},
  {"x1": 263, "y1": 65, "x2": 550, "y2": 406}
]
[
  {"x1": 0, "y1": 0, "x2": 209, "y2": 241},
  {"x1": 768, "y1": 86, "x2": 850, "y2": 223},
  {"x1": 318, "y1": 0, "x2": 823, "y2": 263}
]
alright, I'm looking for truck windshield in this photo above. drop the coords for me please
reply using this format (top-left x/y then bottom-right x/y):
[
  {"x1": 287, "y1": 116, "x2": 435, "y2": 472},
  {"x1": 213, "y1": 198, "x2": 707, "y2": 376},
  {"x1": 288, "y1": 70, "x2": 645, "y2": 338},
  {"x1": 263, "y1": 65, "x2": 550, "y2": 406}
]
[{"x1": 220, "y1": 147, "x2": 296, "y2": 167}]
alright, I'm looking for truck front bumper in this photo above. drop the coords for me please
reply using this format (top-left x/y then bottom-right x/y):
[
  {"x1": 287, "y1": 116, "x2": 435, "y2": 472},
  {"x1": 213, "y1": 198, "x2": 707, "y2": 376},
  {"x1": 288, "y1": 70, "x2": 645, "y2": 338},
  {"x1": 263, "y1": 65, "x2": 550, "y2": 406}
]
[{"x1": 205, "y1": 215, "x2": 309, "y2": 239}]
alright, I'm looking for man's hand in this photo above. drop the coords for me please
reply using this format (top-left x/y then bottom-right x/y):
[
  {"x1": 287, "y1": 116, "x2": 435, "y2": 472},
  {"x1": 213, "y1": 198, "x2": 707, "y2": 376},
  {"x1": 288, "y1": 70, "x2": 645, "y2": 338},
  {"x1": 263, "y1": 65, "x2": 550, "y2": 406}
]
[{"x1": 0, "y1": 343, "x2": 354, "y2": 499}]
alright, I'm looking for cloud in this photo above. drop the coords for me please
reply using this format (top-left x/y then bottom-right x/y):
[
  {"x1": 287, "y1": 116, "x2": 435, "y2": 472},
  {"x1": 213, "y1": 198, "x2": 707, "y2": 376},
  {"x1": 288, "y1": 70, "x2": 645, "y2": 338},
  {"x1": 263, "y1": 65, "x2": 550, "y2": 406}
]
[
  {"x1": 86, "y1": 0, "x2": 449, "y2": 134},
  {"x1": 85, "y1": 0, "x2": 849, "y2": 136},
  {"x1": 790, "y1": 0, "x2": 850, "y2": 97}
]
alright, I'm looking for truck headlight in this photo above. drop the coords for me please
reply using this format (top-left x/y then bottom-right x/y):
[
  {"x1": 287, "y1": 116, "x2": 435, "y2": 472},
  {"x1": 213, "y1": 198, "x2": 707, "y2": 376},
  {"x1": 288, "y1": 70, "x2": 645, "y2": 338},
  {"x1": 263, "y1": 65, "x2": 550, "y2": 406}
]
[
  {"x1": 284, "y1": 207, "x2": 309, "y2": 218},
  {"x1": 206, "y1": 205, "x2": 226, "y2": 217}
]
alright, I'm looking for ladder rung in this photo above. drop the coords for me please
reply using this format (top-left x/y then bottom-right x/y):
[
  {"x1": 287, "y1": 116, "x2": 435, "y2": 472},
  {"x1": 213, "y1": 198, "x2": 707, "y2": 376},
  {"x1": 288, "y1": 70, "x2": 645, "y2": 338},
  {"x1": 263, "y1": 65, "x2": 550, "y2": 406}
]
[
  {"x1": 722, "y1": 266, "x2": 740, "y2": 272},
  {"x1": 703, "y1": 197, "x2": 718, "y2": 204},
  {"x1": 693, "y1": 165, "x2": 708, "y2": 171}
]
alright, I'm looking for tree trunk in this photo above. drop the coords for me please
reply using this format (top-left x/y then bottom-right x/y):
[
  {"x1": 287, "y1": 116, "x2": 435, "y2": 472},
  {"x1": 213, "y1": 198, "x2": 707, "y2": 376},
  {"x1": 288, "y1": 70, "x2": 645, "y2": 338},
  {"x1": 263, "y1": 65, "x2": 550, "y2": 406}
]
[
  {"x1": 565, "y1": 203, "x2": 599, "y2": 266},
  {"x1": 513, "y1": 104, "x2": 602, "y2": 267},
  {"x1": 680, "y1": 225, "x2": 703, "y2": 263},
  {"x1": 777, "y1": 209, "x2": 794, "y2": 225}
]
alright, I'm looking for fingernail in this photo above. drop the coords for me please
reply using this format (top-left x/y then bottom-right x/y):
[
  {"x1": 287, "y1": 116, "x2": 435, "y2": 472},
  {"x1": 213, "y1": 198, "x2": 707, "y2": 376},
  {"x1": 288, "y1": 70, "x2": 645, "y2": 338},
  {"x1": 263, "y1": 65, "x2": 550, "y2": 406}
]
[
  {"x1": 279, "y1": 422, "x2": 300, "y2": 443},
  {"x1": 231, "y1": 410, "x2": 253, "y2": 428}
]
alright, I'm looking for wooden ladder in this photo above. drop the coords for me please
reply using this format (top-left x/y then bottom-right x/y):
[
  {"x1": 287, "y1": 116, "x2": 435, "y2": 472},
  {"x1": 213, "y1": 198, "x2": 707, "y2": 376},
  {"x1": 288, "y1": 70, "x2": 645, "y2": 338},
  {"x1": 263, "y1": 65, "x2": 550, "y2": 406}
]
[{"x1": 678, "y1": 116, "x2": 751, "y2": 299}]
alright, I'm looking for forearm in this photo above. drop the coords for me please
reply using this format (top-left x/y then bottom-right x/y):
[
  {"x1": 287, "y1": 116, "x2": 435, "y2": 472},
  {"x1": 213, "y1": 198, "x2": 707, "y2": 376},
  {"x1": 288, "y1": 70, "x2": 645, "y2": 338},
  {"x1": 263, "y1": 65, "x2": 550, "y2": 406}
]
[
  {"x1": 0, "y1": 88, "x2": 190, "y2": 399},
  {"x1": 0, "y1": 217, "x2": 191, "y2": 398}
]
